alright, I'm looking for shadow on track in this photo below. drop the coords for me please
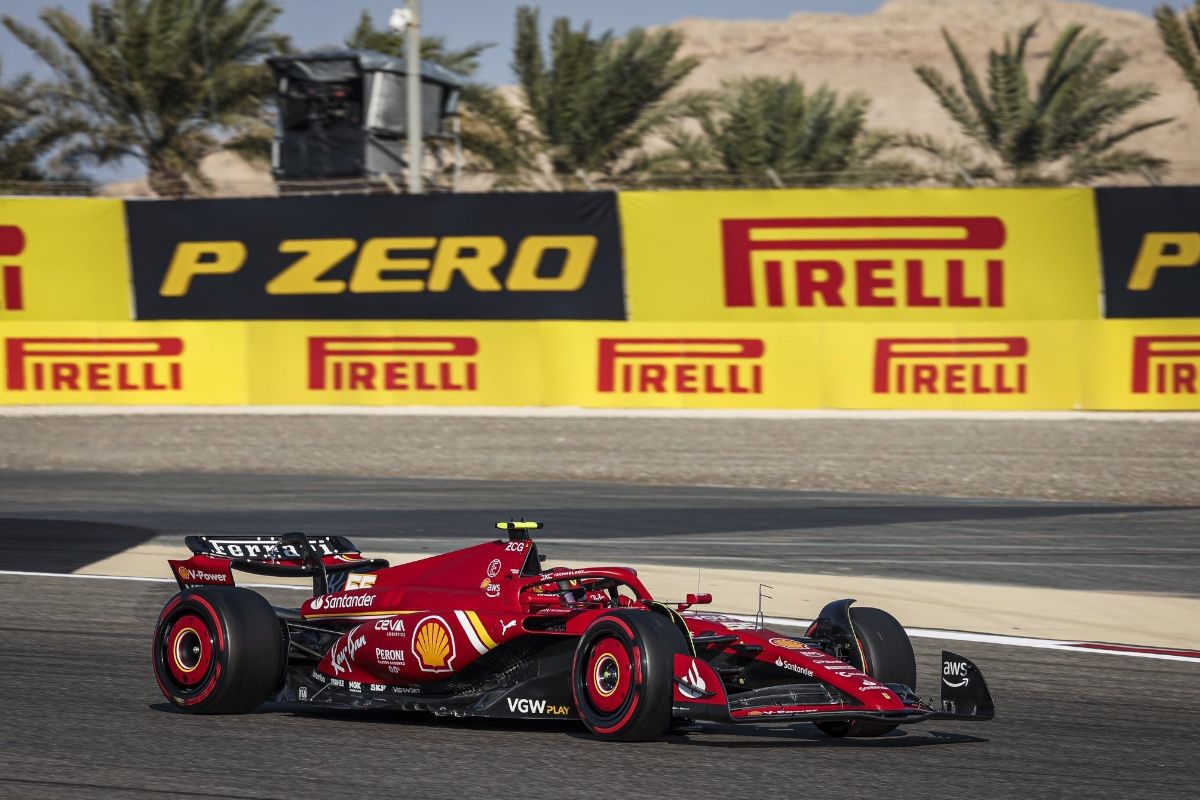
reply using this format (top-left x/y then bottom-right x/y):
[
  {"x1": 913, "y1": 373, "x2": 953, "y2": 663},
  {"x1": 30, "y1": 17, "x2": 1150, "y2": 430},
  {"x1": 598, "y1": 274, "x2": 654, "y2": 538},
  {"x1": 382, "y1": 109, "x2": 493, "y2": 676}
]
[{"x1": 150, "y1": 702, "x2": 987, "y2": 749}]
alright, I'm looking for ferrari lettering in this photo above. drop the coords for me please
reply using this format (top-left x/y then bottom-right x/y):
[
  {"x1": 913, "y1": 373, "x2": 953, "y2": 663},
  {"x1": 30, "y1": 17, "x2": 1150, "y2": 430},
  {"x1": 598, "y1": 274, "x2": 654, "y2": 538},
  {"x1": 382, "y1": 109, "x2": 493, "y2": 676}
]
[
  {"x1": 507, "y1": 698, "x2": 570, "y2": 716},
  {"x1": 874, "y1": 337, "x2": 1028, "y2": 394},
  {"x1": 0, "y1": 224, "x2": 25, "y2": 311},
  {"x1": 1131, "y1": 336, "x2": 1200, "y2": 394},
  {"x1": 159, "y1": 235, "x2": 598, "y2": 297},
  {"x1": 721, "y1": 216, "x2": 1006, "y2": 309},
  {"x1": 597, "y1": 338, "x2": 764, "y2": 394},
  {"x1": 205, "y1": 538, "x2": 339, "y2": 558},
  {"x1": 307, "y1": 336, "x2": 478, "y2": 392},
  {"x1": 4, "y1": 338, "x2": 183, "y2": 392}
]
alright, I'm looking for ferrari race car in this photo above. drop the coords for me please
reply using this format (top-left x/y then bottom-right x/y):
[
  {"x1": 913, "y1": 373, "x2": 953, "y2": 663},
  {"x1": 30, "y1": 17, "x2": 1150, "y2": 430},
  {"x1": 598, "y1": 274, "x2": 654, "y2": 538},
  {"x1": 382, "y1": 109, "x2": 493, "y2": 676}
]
[{"x1": 152, "y1": 522, "x2": 994, "y2": 741}]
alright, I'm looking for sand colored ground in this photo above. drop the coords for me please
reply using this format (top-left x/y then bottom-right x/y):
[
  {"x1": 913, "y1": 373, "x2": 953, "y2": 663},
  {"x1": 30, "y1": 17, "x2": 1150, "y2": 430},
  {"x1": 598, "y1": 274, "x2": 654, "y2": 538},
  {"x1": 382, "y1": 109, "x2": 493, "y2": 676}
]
[{"x1": 78, "y1": 543, "x2": 1200, "y2": 650}]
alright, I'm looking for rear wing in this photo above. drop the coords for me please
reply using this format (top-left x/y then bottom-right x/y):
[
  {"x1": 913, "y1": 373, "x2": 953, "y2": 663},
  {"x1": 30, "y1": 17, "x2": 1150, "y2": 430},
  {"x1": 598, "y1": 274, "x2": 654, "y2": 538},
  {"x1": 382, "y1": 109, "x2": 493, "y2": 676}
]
[{"x1": 170, "y1": 532, "x2": 389, "y2": 595}]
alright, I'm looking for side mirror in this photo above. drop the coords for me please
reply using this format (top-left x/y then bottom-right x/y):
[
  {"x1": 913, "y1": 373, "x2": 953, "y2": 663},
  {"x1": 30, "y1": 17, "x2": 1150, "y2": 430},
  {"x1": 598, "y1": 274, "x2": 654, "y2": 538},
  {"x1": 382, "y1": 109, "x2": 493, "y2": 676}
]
[{"x1": 685, "y1": 593, "x2": 712, "y2": 606}]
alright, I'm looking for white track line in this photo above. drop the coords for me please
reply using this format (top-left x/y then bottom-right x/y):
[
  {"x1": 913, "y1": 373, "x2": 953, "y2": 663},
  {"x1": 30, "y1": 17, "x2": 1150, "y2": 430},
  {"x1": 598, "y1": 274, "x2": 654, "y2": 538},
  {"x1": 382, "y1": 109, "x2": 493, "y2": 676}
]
[
  {"x1": 1, "y1": 406, "x2": 1199, "y2": 421},
  {"x1": 4, "y1": 569, "x2": 1196, "y2": 662},
  {"x1": 721, "y1": 613, "x2": 1200, "y2": 663}
]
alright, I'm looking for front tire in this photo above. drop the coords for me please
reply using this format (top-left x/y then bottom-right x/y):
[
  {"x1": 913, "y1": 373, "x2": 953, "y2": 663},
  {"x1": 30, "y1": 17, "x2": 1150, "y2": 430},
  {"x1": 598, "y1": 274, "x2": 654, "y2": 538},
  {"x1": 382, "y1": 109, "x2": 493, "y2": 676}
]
[
  {"x1": 815, "y1": 606, "x2": 915, "y2": 738},
  {"x1": 571, "y1": 610, "x2": 687, "y2": 741},
  {"x1": 152, "y1": 586, "x2": 286, "y2": 714}
]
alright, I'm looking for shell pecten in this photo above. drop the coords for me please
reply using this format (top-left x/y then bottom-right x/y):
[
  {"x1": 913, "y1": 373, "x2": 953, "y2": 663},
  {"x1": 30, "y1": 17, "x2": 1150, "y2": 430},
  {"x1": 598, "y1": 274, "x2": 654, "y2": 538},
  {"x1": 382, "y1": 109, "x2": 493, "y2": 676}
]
[{"x1": 415, "y1": 619, "x2": 451, "y2": 668}]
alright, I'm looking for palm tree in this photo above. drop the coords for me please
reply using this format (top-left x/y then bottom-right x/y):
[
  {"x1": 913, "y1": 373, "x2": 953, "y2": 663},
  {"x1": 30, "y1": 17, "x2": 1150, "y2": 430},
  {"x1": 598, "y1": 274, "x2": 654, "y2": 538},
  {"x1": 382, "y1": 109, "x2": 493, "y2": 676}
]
[
  {"x1": 343, "y1": 10, "x2": 536, "y2": 186},
  {"x1": 2, "y1": 0, "x2": 287, "y2": 197},
  {"x1": 1156, "y1": 1, "x2": 1200, "y2": 104},
  {"x1": 912, "y1": 22, "x2": 1171, "y2": 185},
  {"x1": 648, "y1": 76, "x2": 917, "y2": 188},
  {"x1": 344, "y1": 10, "x2": 488, "y2": 76},
  {"x1": 513, "y1": 6, "x2": 699, "y2": 185},
  {"x1": 0, "y1": 60, "x2": 87, "y2": 187}
]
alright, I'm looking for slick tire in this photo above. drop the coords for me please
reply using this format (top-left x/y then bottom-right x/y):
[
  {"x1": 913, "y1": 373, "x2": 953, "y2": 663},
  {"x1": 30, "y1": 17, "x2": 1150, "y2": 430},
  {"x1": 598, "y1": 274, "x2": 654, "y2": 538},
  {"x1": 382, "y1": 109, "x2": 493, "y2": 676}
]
[
  {"x1": 816, "y1": 606, "x2": 916, "y2": 738},
  {"x1": 572, "y1": 609, "x2": 688, "y2": 742},
  {"x1": 152, "y1": 586, "x2": 286, "y2": 714}
]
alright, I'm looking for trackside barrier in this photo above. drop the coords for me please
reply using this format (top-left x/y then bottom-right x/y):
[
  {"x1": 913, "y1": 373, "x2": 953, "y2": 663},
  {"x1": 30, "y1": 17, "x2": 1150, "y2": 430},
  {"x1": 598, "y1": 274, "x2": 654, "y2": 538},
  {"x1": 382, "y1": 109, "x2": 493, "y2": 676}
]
[
  {"x1": 1, "y1": 321, "x2": 1197, "y2": 410},
  {"x1": 0, "y1": 198, "x2": 132, "y2": 320},
  {"x1": 618, "y1": 188, "x2": 1103, "y2": 322}
]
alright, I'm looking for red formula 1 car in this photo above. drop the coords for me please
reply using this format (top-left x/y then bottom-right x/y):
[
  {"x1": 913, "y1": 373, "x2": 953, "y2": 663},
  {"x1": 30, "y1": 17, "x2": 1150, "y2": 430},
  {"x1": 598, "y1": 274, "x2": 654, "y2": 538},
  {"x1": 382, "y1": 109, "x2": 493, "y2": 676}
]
[{"x1": 152, "y1": 522, "x2": 994, "y2": 740}]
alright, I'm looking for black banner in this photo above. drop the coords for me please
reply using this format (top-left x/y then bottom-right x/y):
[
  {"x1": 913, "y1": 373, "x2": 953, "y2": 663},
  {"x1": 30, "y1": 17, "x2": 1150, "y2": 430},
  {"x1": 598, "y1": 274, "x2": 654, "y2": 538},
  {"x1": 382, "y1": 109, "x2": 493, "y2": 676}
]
[
  {"x1": 126, "y1": 192, "x2": 626, "y2": 320},
  {"x1": 1097, "y1": 187, "x2": 1200, "y2": 318}
]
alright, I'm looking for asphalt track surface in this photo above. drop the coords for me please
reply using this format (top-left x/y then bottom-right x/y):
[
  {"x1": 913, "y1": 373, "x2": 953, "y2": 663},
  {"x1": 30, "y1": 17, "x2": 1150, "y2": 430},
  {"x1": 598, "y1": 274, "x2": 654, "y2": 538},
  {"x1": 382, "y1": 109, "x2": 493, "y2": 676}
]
[
  {"x1": 3, "y1": 574, "x2": 1197, "y2": 800},
  {"x1": 1, "y1": 470, "x2": 1198, "y2": 799}
]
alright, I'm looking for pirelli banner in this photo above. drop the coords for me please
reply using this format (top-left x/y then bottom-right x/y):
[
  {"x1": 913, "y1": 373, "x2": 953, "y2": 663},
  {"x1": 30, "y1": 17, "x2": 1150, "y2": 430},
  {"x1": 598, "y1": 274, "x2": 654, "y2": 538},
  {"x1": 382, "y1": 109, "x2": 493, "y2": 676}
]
[
  {"x1": 0, "y1": 198, "x2": 132, "y2": 320},
  {"x1": 1096, "y1": 187, "x2": 1200, "y2": 318},
  {"x1": 2, "y1": 321, "x2": 1198, "y2": 409},
  {"x1": 618, "y1": 188, "x2": 1102, "y2": 321},
  {"x1": 124, "y1": 192, "x2": 626, "y2": 320}
]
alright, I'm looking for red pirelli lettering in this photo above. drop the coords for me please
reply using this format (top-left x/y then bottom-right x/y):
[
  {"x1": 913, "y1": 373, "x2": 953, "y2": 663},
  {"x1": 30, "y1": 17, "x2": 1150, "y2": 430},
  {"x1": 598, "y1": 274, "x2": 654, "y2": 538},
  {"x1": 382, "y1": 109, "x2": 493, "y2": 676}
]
[
  {"x1": 1132, "y1": 336, "x2": 1200, "y2": 394},
  {"x1": 307, "y1": 336, "x2": 479, "y2": 391},
  {"x1": 5, "y1": 338, "x2": 184, "y2": 391},
  {"x1": 873, "y1": 337, "x2": 1028, "y2": 395},
  {"x1": 721, "y1": 217, "x2": 1007, "y2": 309},
  {"x1": 0, "y1": 226, "x2": 26, "y2": 311},
  {"x1": 597, "y1": 338, "x2": 765, "y2": 394}
]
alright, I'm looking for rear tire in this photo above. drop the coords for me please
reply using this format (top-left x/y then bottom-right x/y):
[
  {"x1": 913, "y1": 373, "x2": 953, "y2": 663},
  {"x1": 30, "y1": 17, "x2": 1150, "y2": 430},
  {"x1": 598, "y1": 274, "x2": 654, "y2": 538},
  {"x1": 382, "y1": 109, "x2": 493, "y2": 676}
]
[
  {"x1": 152, "y1": 586, "x2": 286, "y2": 714},
  {"x1": 572, "y1": 609, "x2": 688, "y2": 741},
  {"x1": 816, "y1": 606, "x2": 915, "y2": 738}
]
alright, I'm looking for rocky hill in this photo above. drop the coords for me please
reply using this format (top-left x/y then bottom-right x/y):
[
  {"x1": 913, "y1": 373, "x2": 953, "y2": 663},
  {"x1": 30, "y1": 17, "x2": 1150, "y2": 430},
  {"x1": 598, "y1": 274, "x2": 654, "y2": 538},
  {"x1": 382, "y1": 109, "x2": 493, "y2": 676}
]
[{"x1": 670, "y1": 0, "x2": 1198, "y2": 183}]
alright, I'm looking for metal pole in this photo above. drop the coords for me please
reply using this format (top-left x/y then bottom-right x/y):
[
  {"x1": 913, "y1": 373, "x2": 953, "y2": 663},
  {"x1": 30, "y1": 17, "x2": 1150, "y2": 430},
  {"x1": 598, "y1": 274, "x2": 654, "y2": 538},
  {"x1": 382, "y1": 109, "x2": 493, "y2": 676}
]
[
  {"x1": 452, "y1": 114, "x2": 462, "y2": 193},
  {"x1": 406, "y1": 0, "x2": 423, "y2": 194}
]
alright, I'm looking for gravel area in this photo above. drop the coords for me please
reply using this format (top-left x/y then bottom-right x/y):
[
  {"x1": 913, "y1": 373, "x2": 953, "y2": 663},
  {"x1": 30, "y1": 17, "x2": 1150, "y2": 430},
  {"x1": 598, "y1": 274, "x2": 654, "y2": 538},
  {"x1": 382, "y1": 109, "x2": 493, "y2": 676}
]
[{"x1": 1, "y1": 414, "x2": 1197, "y2": 504}]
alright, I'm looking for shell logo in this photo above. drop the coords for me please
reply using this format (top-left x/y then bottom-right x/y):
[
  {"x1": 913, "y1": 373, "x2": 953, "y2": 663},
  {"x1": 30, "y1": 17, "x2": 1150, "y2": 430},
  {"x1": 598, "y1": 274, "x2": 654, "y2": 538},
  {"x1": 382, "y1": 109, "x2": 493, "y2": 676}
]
[
  {"x1": 177, "y1": 566, "x2": 190, "y2": 580},
  {"x1": 412, "y1": 615, "x2": 456, "y2": 673}
]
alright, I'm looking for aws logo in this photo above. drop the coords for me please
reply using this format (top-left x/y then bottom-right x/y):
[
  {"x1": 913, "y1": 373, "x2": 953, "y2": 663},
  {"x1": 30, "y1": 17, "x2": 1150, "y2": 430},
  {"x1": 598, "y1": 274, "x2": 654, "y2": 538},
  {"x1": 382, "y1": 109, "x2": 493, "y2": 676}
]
[
  {"x1": 0, "y1": 225, "x2": 25, "y2": 311},
  {"x1": 159, "y1": 235, "x2": 598, "y2": 297}
]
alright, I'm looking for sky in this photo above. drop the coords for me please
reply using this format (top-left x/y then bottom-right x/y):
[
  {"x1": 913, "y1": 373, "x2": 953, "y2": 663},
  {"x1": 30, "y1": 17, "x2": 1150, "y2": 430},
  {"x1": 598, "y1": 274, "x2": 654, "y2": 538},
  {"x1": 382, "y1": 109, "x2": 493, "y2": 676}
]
[{"x1": 0, "y1": 0, "x2": 1182, "y2": 180}]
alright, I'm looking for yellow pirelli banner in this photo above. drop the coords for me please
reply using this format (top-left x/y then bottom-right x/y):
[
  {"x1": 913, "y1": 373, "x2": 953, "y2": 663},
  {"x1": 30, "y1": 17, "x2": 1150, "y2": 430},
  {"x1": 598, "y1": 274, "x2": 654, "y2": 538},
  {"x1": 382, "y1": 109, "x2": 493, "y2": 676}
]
[
  {"x1": 1082, "y1": 319, "x2": 1200, "y2": 410},
  {"x1": 0, "y1": 198, "x2": 132, "y2": 320},
  {"x1": 0, "y1": 322, "x2": 246, "y2": 404},
  {"x1": 247, "y1": 322, "x2": 543, "y2": 406},
  {"x1": 537, "y1": 322, "x2": 824, "y2": 408},
  {"x1": 1, "y1": 319, "x2": 1197, "y2": 409},
  {"x1": 619, "y1": 189, "x2": 1101, "y2": 322}
]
